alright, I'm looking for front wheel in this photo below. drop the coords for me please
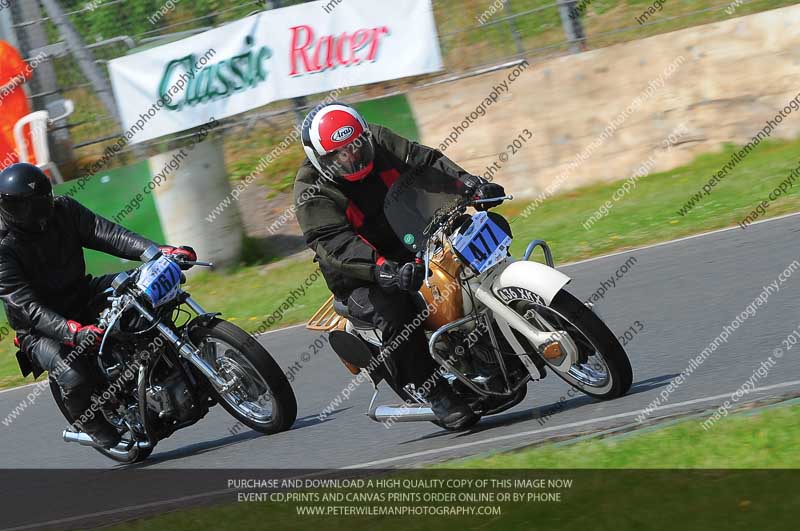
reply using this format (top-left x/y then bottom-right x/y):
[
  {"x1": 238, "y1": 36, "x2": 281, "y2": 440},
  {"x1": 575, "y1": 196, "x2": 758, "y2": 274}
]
[
  {"x1": 190, "y1": 318, "x2": 297, "y2": 434},
  {"x1": 512, "y1": 289, "x2": 633, "y2": 399}
]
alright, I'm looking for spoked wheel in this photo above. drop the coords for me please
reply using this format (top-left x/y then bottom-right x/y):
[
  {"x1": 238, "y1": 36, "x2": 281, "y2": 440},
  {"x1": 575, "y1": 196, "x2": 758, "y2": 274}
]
[
  {"x1": 512, "y1": 289, "x2": 632, "y2": 399},
  {"x1": 191, "y1": 318, "x2": 297, "y2": 434},
  {"x1": 49, "y1": 378, "x2": 153, "y2": 464}
]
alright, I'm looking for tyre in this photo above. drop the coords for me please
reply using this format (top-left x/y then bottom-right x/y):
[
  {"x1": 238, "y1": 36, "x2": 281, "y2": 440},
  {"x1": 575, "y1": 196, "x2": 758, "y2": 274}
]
[
  {"x1": 190, "y1": 318, "x2": 297, "y2": 434},
  {"x1": 510, "y1": 288, "x2": 633, "y2": 399},
  {"x1": 49, "y1": 378, "x2": 153, "y2": 464}
]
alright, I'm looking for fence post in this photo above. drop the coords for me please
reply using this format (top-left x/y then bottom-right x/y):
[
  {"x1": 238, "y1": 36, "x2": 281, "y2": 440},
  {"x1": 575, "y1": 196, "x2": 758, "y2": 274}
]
[
  {"x1": 38, "y1": 0, "x2": 121, "y2": 124},
  {"x1": 503, "y1": 0, "x2": 525, "y2": 56},
  {"x1": 557, "y1": 0, "x2": 586, "y2": 54}
]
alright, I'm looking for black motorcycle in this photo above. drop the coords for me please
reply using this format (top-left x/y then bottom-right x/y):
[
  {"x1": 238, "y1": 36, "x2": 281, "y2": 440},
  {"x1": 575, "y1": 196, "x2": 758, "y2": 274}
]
[{"x1": 53, "y1": 246, "x2": 297, "y2": 463}]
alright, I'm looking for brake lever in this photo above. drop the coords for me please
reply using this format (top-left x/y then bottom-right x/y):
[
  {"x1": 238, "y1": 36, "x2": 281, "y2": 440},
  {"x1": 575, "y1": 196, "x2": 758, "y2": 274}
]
[
  {"x1": 179, "y1": 260, "x2": 215, "y2": 270},
  {"x1": 187, "y1": 260, "x2": 214, "y2": 268},
  {"x1": 471, "y1": 194, "x2": 514, "y2": 206}
]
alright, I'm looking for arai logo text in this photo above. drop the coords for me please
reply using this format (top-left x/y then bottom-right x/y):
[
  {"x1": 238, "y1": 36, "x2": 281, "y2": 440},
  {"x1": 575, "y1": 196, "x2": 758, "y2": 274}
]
[{"x1": 332, "y1": 126, "x2": 355, "y2": 143}]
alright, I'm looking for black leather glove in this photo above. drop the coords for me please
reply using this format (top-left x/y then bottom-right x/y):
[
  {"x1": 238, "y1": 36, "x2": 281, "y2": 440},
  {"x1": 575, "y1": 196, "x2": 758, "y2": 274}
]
[
  {"x1": 375, "y1": 260, "x2": 430, "y2": 292},
  {"x1": 474, "y1": 182, "x2": 506, "y2": 211},
  {"x1": 459, "y1": 175, "x2": 506, "y2": 211},
  {"x1": 459, "y1": 174, "x2": 483, "y2": 197}
]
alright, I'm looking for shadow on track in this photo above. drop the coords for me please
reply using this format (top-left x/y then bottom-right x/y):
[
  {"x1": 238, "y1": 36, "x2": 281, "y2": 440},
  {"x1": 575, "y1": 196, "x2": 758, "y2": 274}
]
[
  {"x1": 396, "y1": 374, "x2": 677, "y2": 444},
  {"x1": 124, "y1": 409, "x2": 351, "y2": 468}
]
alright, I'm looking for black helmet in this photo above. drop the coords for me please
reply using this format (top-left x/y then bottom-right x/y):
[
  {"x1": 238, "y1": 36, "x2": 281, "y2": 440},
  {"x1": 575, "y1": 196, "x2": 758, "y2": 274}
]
[{"x1": 0, "y1": 163, "x2": 54, "y2": 233}]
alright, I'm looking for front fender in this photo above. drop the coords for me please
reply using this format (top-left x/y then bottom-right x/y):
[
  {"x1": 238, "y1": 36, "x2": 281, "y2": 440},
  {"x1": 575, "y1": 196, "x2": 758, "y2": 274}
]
[
  {"x1": 184, "y1": 312, "x2": 222, "y2": 340},
  {"x1": 491, "y1": 260, "x2": 571, "y2": 306},
  {"x1": 479, "y1": 260, "x2": 573, "y2": 370}
]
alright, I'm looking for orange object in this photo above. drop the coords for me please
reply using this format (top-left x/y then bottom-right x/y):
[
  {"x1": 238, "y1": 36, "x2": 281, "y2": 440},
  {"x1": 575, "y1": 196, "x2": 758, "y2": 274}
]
[
  {"x1": 420, "y1": 243, "x2": 465, "y2": 331},
  {"x1": 0, "y1": 40, "x2": 35, "y2": 169}
]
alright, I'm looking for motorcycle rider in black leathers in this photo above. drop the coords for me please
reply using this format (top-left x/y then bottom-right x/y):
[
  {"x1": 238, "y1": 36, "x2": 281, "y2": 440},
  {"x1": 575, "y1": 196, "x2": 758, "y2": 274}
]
[
  {"x1": 0, "y1": 163, "x2": 196, "y2": 448},
  {"x1": 294, "y1": 103, "x2": 506, "y2": 430}
]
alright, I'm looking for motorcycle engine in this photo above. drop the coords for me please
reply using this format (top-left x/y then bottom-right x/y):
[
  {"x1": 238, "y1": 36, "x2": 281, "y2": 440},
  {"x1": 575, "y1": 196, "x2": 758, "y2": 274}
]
[
  {"x1": 145, "y1": 372, "x2": 195, "y2": 424},
  {"x1": 443, "y1": 329, "x2": 497, "y2": 375},
  {"x1": 443, "y1": 325, "x2": 529, "y2": 392}
]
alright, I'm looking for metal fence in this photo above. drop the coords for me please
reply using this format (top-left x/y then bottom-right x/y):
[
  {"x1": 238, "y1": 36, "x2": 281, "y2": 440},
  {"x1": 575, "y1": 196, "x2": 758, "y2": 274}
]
[{"x1": 2, "y1": 0, "x2": 794, "y2": 176}]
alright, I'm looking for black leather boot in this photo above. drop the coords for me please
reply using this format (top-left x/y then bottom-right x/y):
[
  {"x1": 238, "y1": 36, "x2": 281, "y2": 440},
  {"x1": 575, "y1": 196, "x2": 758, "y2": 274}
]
[
  {"x1": 427, "y1": 384, "x2": 478, "y2": 431},
  {"x1": 64, "y1": 388, "x2": 121, "y2": 449},
  {"x1": 80, "y1": 416, "x2": 122, "y2": 449}
]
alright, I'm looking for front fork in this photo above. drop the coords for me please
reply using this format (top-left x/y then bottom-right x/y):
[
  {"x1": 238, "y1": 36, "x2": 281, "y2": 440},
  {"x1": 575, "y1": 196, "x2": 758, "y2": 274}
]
[
  {"x1": 128, "y1": 296, "x2": 234, "y2": 392},
  {"x1": 475, "y1": 261, "x2": 579, "y2": 373}
]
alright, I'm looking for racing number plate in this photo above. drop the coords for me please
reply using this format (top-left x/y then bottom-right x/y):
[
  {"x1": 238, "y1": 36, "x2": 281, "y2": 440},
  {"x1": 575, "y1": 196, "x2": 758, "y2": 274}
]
[
  {"x1": 136, "y1": 255, "x2": 182, "y2": 307},
  {"x1": 450, "y1": 211, "x2": 512, "y2": 274}
]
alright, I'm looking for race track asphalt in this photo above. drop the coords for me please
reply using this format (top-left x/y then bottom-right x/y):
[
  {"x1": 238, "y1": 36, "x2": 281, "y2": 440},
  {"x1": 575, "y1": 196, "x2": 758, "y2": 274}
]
[{"x1": 2, "y1": 213, "x2": 799, "y2": 470}]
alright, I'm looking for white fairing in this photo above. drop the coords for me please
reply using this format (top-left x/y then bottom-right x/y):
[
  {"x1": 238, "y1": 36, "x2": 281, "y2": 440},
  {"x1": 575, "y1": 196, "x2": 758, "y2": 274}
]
[{"x1": 492, "y1": 260, "x2": 571, "y2": 305}]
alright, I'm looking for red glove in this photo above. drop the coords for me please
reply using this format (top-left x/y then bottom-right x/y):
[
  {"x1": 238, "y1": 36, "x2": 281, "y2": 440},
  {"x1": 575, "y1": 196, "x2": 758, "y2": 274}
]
[
  {"x1": 159, "y1": 245, "x2": 197, "y2": 261},
  {"x1": 66, "y1": 321, "x2": 105, "y2": 348}
]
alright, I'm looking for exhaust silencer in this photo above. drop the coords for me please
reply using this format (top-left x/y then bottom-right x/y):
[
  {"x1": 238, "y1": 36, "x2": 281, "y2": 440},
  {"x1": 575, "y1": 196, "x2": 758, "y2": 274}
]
[
  {"x1": 368, "y1": 404, "x2": 437, "y2": 423},
  {"x1": 62, "y1": 430, "x2": 151, "y2": 452},
  {"x1": 62, "y1": 430, "x2": 101, "y2": 447}
]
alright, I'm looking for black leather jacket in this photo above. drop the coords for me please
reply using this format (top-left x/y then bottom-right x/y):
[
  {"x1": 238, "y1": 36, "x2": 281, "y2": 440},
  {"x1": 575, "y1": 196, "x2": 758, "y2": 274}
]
[
  {"x1": 0, "y1": 196, "x2": 155, "y2": 343},
  {"x1": 293, "y1": 125, "x2": 472, "y2": 299}
]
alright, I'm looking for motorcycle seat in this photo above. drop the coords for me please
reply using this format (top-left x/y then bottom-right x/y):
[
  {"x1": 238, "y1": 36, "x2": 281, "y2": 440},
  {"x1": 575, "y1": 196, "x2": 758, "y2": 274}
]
[{"x1": 332, "y1": 299, "x2": 376, "y2": 330}]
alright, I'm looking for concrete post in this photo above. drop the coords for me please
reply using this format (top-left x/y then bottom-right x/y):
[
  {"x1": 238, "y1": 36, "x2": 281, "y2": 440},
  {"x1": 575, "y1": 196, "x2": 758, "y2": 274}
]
[{"x1": 150, "y1": 138, "x2": 243, "y2": 270}]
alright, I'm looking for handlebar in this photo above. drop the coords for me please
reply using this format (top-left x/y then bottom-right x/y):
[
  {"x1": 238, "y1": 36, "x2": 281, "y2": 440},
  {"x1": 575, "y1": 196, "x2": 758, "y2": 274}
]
[{"x1": 417, "y1": 193, "x2": 514, "y2": 287}]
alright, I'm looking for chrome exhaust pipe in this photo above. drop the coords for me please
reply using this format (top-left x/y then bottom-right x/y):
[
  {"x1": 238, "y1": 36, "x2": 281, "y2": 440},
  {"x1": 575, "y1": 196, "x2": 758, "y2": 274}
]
[
  {"x1": 368, "y1": 404, "x2": 438, "y2": 423},
  {"x1": 62, "y1": 430, "x2": 152, "y2": 452},
  {"x1": 62, "y1": 430, "x2": 99, "y2": 447}
]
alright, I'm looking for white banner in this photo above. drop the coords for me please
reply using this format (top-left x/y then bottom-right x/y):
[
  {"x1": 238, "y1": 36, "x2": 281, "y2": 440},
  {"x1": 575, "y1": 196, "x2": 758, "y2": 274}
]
[{"x1": 108, "y1": 0, "x2": 443, "y2": 144}]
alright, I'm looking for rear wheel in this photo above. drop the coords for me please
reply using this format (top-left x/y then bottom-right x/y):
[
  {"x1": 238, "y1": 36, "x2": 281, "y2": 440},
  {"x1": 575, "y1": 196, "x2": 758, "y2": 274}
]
[
  {"x1": 191, "y1": 318, "x2": 297, "y2": 434},
  {"x1": 49, "y1": 378, "x2": 153, "y2": 464},
  {"x1": 512, "y1": 289, "x2": 633, "y2": 399}
]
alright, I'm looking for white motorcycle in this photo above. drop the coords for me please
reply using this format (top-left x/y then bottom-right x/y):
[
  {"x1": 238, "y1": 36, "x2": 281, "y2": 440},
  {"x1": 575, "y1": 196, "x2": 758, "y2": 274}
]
[{"x1": 307, "y1": 168, "x2": 632, "y2": 430}]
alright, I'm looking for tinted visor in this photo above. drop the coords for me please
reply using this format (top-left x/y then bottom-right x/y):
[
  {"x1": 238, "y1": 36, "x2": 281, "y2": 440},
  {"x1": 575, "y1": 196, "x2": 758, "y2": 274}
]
[
  {"x1": 0, "y1": 193, "x2": 54, "y2": 232},
  {"x1": 318, "y1": 131, "x2": 375, "y2": 182}
]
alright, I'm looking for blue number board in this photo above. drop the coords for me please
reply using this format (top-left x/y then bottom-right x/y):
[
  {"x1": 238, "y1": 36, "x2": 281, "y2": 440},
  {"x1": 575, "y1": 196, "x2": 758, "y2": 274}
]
[
  {"x1": 450, "y1": 211, "x2": 512, "y2": 273},
  {"x1": 136, "y1": 255, "x2": 182, "y2": 307}
]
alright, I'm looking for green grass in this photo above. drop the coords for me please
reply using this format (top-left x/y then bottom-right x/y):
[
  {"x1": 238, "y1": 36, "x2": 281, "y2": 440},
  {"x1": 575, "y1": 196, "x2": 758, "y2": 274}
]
[
  {"x1": 97, "y1": 403, "x2": 800, "y2": 531},
  {"x1": 504, "y1": 137, "x2": 800, "y2": 263},
  {"x1": 447, "y1": 401, "x2": 800, "y2": 469},
  {"x1": 2, "y1": 135, "x2": 800, "y2": 389}
]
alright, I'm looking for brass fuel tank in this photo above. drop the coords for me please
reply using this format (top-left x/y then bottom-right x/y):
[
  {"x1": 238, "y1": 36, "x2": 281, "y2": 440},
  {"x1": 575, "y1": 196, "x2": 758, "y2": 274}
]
[{"x1": 420, "y1": 245, "x2": 465, "y2": 331}]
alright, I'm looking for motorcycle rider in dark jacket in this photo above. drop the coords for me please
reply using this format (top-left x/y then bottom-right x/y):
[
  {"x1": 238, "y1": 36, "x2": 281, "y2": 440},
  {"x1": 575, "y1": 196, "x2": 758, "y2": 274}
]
[
  {"x1": 294, "y1": 103, "x2": 506, "y2": 430},
  {"x1": 0, "y1": 163, "x2": 196, "y2": 448}
]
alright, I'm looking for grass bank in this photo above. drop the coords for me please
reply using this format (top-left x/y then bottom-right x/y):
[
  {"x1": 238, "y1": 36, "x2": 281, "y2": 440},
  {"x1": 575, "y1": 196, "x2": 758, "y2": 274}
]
[{"x1": 448, "y1": 400, "x2": 800, "y2": 469}]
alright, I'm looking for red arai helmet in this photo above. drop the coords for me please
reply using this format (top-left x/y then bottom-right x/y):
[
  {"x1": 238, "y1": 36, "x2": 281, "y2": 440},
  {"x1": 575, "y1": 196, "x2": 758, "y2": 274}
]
[{"x1": 301, "y1": 103, "x2": 375, "y2": 183}]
